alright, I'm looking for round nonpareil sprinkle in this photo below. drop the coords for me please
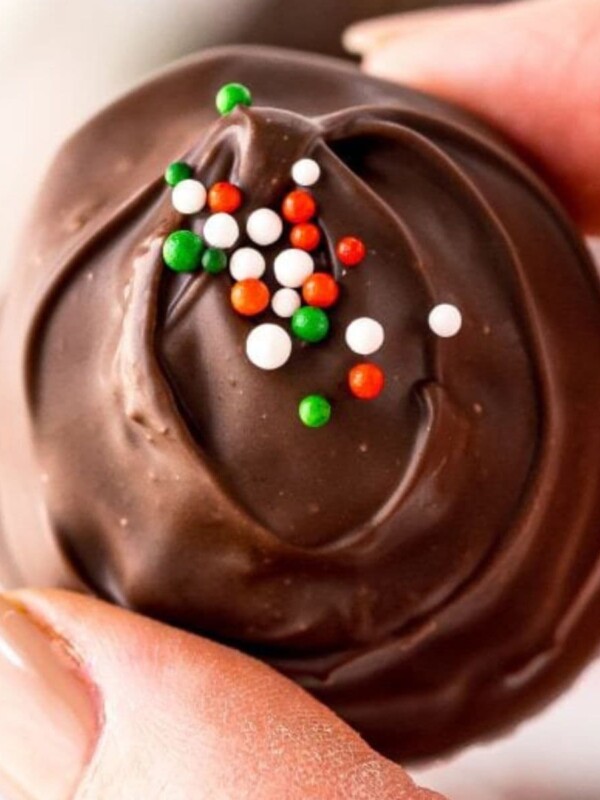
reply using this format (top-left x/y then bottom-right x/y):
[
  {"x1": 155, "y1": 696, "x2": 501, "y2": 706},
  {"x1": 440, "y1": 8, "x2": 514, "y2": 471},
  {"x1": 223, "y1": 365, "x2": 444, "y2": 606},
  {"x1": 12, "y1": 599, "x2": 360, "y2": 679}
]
[
  {"x1": 272, "y1": 287, "x2": 301, "y2": 318},
  {"x1": 162, "y1": 230, "x2": 204, "y2": 273},
  {"x1": 290, "y1": 222, "x2": 321, "y2": 252},
  {"x1": 246, "y1": 208, "x2": 283, "y2": 246},
  {"x1": 231, "y1": 278, "x2": 270, "y2": 317},
  {"x1": 428, "y1": 304, "x2": 463, "y2": 338},
  {"x1": 299, "y1": 394, "x2": 331, "y2": 428},
  {"x1": 348, "y1": 363, "x2": 385, "y2": 400},
  {"x1": 274, "y1": 249, "x2": 314, "y2": 288},
  {"x1": 291, "y1": 306, "x2": 330, "y2": 343},
  {"x1": 160, "y1": 149, "x2": 410, "y2": 424},
  {"x1": 302, "y1": 273, "x2": 339, "y2": 308},
  {"x1": 345, "y1": 317, "x2": 384, "y2": 356},
  {"x1": 229, "y1": 247, "x2": 266, "y2": 281},
  {"x1": 208, "y1": 182, "x2": 243, "y2": 214},
  {"x1": 216, "y1": 83, "x2": 253, "y2": 116},
  {"x1": 246, "y1": 324, "x2": 292, "y2": 370},
  {"x1": 201, "y1": 248, "x2": 227, "y2": 275},
  {"x1": 164, "y1": 161, "x2": 192, "y2": 187},
  {"x1": 336, "y1": 235, "x2": 366, "y2": 267},
  {"x1": 203, "y1": 213, "x2": 240, "y2": 249},
  {"x1": 171, "y1": 179, "x2": 207, "y2": 215},
  {"x1": 291, "y1": 158, "x2": 321, "y2": 187},
  {"x1": 282, "y1": 189, "x2": 317, "y2": 224}
]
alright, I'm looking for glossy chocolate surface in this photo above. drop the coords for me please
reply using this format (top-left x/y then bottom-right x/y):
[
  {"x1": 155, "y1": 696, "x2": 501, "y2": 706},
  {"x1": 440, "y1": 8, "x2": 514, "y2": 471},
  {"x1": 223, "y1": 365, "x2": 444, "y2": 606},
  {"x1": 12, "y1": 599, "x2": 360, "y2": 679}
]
[{"x1": 1, "y1": 47, "x2": 600, "y2": 759}]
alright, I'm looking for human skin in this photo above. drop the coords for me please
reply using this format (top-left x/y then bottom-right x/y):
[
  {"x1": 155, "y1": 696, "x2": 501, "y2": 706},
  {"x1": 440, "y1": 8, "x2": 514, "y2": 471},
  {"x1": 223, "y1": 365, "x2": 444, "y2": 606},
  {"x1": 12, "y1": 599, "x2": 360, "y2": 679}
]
[
  {"x1": 344, "y1": 0, "x2": 600, "y2": 234},
  {"x1": 1, "y1": 1, "x2": 599, "y2": 797},
  {"x1": 0, "y1": 590, "x2": 443, "y2": 799}
]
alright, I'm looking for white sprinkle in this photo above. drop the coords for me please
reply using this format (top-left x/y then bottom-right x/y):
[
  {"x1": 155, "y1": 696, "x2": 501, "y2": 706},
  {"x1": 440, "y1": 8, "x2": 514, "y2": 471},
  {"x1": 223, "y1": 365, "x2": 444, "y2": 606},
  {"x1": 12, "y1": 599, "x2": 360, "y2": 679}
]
[
  {"x1": 291, "y1": 158, "x2": 321, "y2": 187},
  {"x1": 229, "y1": 247, "x2": 266, "y2": 281},
  {"x1": 246, "y1": 324, "x2": 292, "y2": 370},
  {"x1": 246, "y1": 208, "x2": 283, "y2": 246},
  {"x1": 171, "y1": 179, "x2": 207, "y2": 215},
  {"x1": 272, "y1": 287, "x2": 301, "y2": 318},
  {"x1": 428, "y1": 304, "x2": 462, "y2": 338},
  {"x1": 273, "y1": 248, "x2": 314, "y2": 288},
  {"x1": 203, "y1": 213, "x2": 239, "y2": 249},
  {"x1": 345, "y1": 317, "x2": 385, "y2": 355}
]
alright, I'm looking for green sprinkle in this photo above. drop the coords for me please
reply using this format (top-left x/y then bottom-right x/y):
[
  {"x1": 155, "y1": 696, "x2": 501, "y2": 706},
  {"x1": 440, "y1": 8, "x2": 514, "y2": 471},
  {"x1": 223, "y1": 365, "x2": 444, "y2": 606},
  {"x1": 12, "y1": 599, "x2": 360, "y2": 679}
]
[
  {"x1": 291, "y1": 306, "x2": 330, "y2": 343},
  {"x1": 216, "y1": 83, "x2": 253, "y2": 116},
  {"x1": 164, "y1": 161, "x2": 192, "y2": 186},
  {"x1": 202, "y1": 247, "x2": 227, "y2": 275},
  {"x1": 163, "y1": 230, "x2": 204, "y2": 272},
  {"x1": 299, "y1": 395, "x2": 332, "y2": 428}
]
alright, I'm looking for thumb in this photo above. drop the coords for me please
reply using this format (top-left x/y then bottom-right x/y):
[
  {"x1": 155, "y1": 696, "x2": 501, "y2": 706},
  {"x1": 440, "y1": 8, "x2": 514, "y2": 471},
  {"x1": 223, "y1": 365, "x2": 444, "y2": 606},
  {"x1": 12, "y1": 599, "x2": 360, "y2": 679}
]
[
  {"x1": 344, "y1": 0, "x2": 600, "y2": 233},
  {"x1": 0, "y1": 590, "x2": 444, "y2": 800}
]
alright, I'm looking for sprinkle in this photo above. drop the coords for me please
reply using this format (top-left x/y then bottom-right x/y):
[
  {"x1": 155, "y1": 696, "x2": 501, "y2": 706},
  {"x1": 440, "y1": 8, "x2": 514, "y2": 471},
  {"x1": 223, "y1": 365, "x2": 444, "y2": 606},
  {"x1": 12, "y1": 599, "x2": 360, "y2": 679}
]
[
  {"x1": 336, "y1": 235, "x2": 366, "y2": 267},
  {"x1": 164, "y1": 161, "x2": 192, "y2": 186},
  {"x1": 345, "y1": 317, "x2": 384, "y2": 355},
  {"x1": 229, "y1": 247, "x2": 266, "y2": 281},
  {"x1": 203, "y1": 213, "x2": 240, "y2": 249},
  {"x1": 428, "y1": 304, "x2": 463, "y2": 338},
  {"x1": 246, "y1": 324, "x2": 292, "y2": 370},
  {"x1": 171, "y1": 179, "x2": 207, "y2": 215},
  {"x1": 302, "y1": 273, "x2": 339, "y2": 309},
  {"x1": 348, "y1": 363, "x2": 385, "y2": 400},
  {"x1": 216, "y1": 83, "x2": 253, "y2": 116},
  {"x1": 291, "y1": 306, "x2": 330, "y2": 343},
  {"x1": 202, "y1": 247, "x2": 228, "y2": 274},
  {"x1": 291, "y1": 158, "x2": 321, "y2": 187},
  {"x1": 290, "y1": 222, "x2": 321, "y2": 251},
  {"x1": 231, "y1": 278, "x2": 270, "y2": 317},
  {"x1": 299, "y1": 394, "x2": 332, "y2": 428},
  {"x1": 246, "y1": 208, "x2": 283, "y2": 246},
  {"x1": 208, "y1": 182, "x2": 243, "y2": 214},
  {"x1": 274, "y1": 248, "x2": 314, "y2": 288},
  {"x1": 271, "y1": 288, "x2": 301, "y2": 319},
  {"x1": 162, "y1": 230, "x2": 204, "y2": 272},
  {"x1": 282, "y1": 189, "x2": 317, "y2": 224}
]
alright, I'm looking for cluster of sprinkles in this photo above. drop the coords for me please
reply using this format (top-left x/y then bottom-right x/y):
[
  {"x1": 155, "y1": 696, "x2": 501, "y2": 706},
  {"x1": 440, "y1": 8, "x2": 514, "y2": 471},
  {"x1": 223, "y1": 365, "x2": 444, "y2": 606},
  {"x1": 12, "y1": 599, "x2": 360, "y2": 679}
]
[{"x1": 161, "y1": 83, "x2": 463, "y2": 429}]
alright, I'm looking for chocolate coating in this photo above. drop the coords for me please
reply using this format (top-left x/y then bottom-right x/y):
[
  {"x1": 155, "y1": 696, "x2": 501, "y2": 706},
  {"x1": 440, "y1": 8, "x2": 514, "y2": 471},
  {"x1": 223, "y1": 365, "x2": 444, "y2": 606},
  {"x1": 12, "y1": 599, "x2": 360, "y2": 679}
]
[{"x1": 1, "y1": 47, "x2": 600, "y2": 760}]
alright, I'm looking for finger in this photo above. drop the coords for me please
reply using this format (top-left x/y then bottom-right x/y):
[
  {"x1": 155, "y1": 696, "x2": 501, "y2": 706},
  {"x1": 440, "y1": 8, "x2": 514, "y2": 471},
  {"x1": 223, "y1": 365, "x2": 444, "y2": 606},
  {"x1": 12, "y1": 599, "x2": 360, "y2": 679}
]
[
  {"x1": 348, "y1": 0, "x2": 600, "y2": 233},
  {"x1": 343, "y1": 6, "x2": 469, "y2": 55},
  {"x1": 0, "y1": 590, "x2": 444, "y2": 800}
]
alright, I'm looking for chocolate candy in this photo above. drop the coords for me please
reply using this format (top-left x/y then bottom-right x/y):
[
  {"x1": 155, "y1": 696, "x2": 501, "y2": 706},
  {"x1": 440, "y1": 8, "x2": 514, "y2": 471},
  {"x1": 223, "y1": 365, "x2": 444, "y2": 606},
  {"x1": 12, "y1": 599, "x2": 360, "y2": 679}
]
[{"x1": 1, "y1": 47, "x2": 599, "y2": 761}]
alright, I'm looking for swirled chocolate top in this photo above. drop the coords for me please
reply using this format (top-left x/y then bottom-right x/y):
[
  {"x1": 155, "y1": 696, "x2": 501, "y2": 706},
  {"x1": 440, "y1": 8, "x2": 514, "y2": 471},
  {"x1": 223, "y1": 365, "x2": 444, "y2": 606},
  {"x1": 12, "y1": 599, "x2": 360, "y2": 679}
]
[{"x1": 1, "y1": 47, "x2": 600, "y2": 759}]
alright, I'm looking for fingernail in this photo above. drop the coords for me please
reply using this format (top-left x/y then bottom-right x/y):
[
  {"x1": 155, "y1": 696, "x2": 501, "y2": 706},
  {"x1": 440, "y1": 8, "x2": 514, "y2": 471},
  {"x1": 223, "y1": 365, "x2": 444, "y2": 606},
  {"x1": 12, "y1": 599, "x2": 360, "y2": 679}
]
[
  {"x1": 343, "y1": 22, "x2": 394, "y2": 55},
  {"x1": 0, "y1": 596, "x2": 99, "y2": 800},
  {"x1": 343, "y1": 9, "x2": 456, "y2": 55}
]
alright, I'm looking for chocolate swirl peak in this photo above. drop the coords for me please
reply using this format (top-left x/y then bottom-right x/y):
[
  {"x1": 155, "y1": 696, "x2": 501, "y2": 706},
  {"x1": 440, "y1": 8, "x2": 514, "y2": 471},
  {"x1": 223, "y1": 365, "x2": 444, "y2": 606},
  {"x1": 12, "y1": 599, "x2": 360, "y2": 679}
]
[{"x1": 1, "y1": 47, "x2": 600, "y2": 760}]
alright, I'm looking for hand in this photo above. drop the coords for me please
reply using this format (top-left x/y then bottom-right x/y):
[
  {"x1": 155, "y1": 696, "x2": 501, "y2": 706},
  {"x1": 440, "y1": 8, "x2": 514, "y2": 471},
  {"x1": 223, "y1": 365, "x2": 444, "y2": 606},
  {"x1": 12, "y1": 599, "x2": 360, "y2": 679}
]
[
  {"x1": 344, "y1": 0, "x2": 600, "y2": 234},
  {"x1": 0, "y1": 590, "x2": 443, "y2": 799}
]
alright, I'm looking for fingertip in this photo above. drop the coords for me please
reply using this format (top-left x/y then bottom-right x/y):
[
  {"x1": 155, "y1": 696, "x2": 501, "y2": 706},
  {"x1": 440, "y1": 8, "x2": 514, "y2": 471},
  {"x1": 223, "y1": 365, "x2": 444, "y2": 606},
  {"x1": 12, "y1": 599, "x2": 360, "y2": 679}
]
[
  {"x1": 343, "y1": 7, "x2": 471, "y2": 55},
  {"x1": 361, "y1": 35, "x2": 439, "y2": 86},
  {"x1": 3, "y1": 589, "x2": 445, "y2": 798},
  {"x1": 343, "y1": 20, "x2": 387, "y2": 55},
  {"x1": 342, "y1": 22, "x2": 369, "y2": 55},
  {"x1": 0, "y1": 590, "x2": 101, "y2": 800}
]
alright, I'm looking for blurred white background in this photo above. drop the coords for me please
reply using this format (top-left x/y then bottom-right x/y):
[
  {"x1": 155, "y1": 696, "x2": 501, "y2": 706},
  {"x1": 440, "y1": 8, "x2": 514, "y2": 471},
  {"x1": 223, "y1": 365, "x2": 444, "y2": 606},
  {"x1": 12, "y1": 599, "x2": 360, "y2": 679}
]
[
  {"x1": 0, "y1": 0, "x2": 265, "y2": 282},
  {"x1": 1, "y1": 1, "x2": 599, "y2": 797}
]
